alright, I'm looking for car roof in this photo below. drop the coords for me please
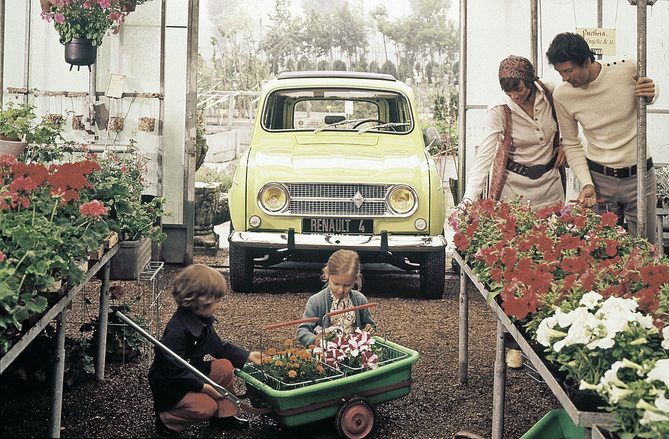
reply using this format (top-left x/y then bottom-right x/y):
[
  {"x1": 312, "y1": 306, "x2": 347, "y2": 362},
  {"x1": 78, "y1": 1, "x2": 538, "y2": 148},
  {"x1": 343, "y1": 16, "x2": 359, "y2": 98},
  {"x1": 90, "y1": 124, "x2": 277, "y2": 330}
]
[
  {"x1": 263, "y1": 71, "x2": 413, "y2": 97},
  {"x1": 277, "y1": 71, "x2": 397, "y2": 82}
]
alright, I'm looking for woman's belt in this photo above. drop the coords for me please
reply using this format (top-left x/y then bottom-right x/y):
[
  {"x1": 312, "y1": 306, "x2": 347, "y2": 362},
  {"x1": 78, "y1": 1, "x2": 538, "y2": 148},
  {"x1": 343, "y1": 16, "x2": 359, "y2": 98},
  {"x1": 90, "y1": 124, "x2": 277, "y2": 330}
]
[{"x1": 506, "y1": 154, "x2": 558, "y2": 180}]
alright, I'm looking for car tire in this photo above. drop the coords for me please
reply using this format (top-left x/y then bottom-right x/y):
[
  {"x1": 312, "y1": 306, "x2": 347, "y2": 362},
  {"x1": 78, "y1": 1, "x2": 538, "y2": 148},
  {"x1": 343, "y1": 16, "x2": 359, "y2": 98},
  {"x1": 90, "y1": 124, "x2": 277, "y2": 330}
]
[
  {"x1": 229, "y1": 242, "x2": 254, "y2": 293},
  {"x1": 420, "y1": 249, "x2": 445, "y2": 299}
]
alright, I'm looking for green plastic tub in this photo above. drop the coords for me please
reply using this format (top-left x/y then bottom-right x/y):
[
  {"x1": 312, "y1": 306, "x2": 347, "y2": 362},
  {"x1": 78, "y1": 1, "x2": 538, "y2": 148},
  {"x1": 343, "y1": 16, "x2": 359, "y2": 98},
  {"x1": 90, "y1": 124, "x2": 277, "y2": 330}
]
[
  {"x1": 236, "y1": 337, "x2": 419, "y2": 428},
  {"x1": 520, "y1": 409, "x2": 585, "y2": 439}
]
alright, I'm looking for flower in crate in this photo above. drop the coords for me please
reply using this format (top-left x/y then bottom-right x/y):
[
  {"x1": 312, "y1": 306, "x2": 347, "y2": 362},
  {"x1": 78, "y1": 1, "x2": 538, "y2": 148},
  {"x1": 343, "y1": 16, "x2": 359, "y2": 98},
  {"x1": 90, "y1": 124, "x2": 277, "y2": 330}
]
[
  {"x1": 580, "y1": 358, "x2": 669, "y2": 439},
  {"x1": 536, "y1": 292, "x2": 667, "y2": 387},
  {"x1": 259, "y1": 341, "x2": 328, "y2": 385},
  {"x1": 314, "y1": 328, "x2": 381, "y2": 370}
]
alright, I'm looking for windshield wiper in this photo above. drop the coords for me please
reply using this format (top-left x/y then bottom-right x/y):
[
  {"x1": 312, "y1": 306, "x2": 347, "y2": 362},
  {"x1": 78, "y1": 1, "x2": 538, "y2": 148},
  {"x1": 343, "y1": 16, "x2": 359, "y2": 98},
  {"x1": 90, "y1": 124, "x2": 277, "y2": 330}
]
[
  {"x1": 313, "y1": 119, "x2": 366, "y2": 134},
  {"x1": 358, "y1": 122, "x2": 411, "y2": 134}
]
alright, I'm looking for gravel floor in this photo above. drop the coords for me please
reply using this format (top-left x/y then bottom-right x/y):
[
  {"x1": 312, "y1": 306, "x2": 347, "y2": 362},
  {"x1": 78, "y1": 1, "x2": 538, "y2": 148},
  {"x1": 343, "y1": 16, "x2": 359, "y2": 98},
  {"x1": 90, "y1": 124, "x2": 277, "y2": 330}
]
[{"x1": 0, "y1": 249, "x2": 561, "y2": 438}]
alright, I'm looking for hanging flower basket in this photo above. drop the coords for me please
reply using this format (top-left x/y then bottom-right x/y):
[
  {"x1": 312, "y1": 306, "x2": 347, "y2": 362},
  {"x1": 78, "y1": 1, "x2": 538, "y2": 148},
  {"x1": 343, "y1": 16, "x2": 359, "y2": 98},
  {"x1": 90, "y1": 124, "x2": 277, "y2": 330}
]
[
  {"x1": 72, "y1": 114, "x2": 85, "y2": 131},
  {"x1": 47, "y1": 114, "x2": 63, "y2": 126},
  {"x1": 108, "y1": 117, "x2": 124, "y2": 132},
  {"x1": 138, "y1": 117, "x2": 155, "y2": 132},
  {"x1": 64, "y1": 38, "x2": 97, "y2": 68}
]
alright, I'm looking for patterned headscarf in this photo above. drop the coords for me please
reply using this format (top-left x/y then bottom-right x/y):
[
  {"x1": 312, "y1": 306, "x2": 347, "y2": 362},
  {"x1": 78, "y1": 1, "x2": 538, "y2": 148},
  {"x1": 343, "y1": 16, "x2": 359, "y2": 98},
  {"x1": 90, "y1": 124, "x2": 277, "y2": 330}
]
[{"x1": 498, "y1": 55, "x2": 538, "y2": 82}]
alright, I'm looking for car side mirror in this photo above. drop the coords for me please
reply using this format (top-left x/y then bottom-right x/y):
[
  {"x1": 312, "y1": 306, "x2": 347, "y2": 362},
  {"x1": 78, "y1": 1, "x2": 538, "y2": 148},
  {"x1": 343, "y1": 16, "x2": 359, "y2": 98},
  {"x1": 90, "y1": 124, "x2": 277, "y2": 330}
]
[
  {"x1": 324, "y1": 115, "x2": 346, "y2": 125},
  {"x1": 425, "y1": 126, "x2": 442, "y2": 150}
]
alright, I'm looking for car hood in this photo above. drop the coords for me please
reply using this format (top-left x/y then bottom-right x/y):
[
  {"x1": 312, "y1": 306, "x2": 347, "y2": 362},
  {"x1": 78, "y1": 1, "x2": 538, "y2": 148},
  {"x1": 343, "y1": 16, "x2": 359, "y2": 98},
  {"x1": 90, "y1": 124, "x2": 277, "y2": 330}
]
[{"x1": 250, "y1": 140, "x2": 425, "y2": 182}]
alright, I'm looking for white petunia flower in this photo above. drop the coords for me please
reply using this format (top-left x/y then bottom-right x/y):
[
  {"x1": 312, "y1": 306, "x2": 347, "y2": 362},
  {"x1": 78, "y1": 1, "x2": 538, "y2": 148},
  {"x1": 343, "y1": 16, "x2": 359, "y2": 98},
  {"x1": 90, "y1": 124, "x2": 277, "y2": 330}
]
[
  {"x1": 647, "y1": 359, "x2": 669, "y2": 388},
  {"x1": 662, "y1": 326, "x2": 669, "y2": 350},
  {"x1": 654, "y1": 390, "x2": 669, "y2": 414},
  {"x1": 536, "y1": 315, "x2": 558, "y2": 347},
  {"x1": 579, "y1": 291, "x2": 603, "y2": 309},
  {"x1": 639, "y1": 409, "x2": 669, "y2": 425}
]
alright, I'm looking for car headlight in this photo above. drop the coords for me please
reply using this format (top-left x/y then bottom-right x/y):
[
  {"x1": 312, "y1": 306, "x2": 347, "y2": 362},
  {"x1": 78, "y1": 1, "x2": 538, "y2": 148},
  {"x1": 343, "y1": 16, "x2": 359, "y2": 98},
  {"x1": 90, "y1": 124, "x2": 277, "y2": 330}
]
[
  {"x1": 387, "y1": 185, "x2": 417, "y2": 215},
  {"x1": 258, "y1": 183, "x2": 289, "y2": 213}
]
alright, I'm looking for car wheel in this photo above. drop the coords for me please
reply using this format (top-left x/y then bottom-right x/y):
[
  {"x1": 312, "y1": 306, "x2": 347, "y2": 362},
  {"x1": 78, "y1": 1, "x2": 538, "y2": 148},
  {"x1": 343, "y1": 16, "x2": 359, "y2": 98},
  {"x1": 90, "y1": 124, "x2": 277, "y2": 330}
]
[
  {"x1": 229, "y1": 242, "x2": 254, "y2": 293},
  {"x1": 420, "y1": 249, "x2": 445, "y2": 299}
]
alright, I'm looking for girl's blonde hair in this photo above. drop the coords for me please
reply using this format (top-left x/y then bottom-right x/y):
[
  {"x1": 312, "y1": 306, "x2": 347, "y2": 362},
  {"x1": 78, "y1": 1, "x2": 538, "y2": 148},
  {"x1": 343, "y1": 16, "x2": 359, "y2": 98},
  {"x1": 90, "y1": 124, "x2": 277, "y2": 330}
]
[
  {"x1": 321, "y1": 249, "x2": 363, "y2": 290},
  {"x1": 171, "y1": 264, "x2": 227, "y2": 311}
]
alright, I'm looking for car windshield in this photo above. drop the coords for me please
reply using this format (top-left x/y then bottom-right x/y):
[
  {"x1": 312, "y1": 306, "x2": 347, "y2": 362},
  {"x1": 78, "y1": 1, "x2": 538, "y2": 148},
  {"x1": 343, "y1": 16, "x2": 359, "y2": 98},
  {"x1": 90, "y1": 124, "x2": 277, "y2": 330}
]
[{"x1": 261, "y1": 87, "x2": 413, "y2": 133}]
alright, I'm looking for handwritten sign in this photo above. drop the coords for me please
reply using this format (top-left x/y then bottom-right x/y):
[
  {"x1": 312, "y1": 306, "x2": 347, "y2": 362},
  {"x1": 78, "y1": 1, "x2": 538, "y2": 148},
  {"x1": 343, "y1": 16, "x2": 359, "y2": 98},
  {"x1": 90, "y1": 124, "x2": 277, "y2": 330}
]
[{"x1": 576, "y1": 28, "x2": 616, "y2": 56}]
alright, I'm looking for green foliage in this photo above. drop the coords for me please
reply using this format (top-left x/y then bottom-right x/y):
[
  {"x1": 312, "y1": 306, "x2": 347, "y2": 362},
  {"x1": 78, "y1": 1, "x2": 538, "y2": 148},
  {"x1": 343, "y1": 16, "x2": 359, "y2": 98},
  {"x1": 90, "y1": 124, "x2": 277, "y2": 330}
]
[
  {"x1": 0, "y1": 102, "x2": 36, "y2": 140},
  {"x1": 87, "y1": 140, "x2": 168, "y2": 242},
  {"x1": 422, "y1": 117, "x2": 458, "y2": 156},
  {"x1": 195, "y1": 162, "x2": 237, "y2": 193}
]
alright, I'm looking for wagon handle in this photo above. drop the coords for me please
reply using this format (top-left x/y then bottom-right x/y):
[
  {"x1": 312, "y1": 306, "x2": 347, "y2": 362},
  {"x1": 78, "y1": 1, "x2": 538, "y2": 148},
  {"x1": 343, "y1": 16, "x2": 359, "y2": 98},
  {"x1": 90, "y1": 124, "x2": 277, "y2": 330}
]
[
  {"x1": 326, "y1": 302, "x2": 377, "y2": 318},
  {"x1": 323, "y1": 302, "x2": 385, "y2": 344},
  {"x1": 264, "y1": 317, "x2": 318, "y2": 330}
]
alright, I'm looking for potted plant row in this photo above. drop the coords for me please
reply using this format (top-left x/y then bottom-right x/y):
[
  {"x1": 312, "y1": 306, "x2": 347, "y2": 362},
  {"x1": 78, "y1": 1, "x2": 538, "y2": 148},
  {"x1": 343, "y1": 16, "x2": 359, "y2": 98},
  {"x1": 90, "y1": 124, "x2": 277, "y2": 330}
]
[{"x1": 450, "y1": 197, "x2": 669, "y2": 439}]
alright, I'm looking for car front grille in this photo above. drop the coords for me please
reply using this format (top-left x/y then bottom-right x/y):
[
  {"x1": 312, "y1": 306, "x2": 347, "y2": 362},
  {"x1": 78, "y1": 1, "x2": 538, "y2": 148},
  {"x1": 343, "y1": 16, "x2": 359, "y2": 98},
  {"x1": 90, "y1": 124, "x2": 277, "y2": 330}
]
[{"x1": 287, "y1": 183, "x2": 388, "y2": 216}]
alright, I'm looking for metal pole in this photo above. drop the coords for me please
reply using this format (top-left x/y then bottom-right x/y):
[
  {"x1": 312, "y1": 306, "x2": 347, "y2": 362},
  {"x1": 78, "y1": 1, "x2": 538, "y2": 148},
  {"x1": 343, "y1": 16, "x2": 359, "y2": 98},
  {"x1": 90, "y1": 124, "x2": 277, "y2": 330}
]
[
  {"x1": 95, "y1": 260, "x2": 111, "y2": 381},
  {"x1": 22, "y1": 0, "x2": 30, "y2": 104},
  {"x1": 530, "y1": 0, "x2": 538, "y2": 69},
  {"x1": 48, "y1": 309, "x2": 67, "y2": 438},
  {"x1": 597, "y1": 0, "x2": 603, "y2": 60},
  {"x1": 157, "y1": 0, "x2": 166, "y2": 201},
  {"x1": 491, "y1": 319, "x2": 506, "y2": 439},
  {"x1": 184, "y1": 0, "x2": 200, "y2": 264},
  {"x1": 0, "y1": 0, "x2": 5, "y2": 108},
  {"x1": 636, "y1": 0, "x2": 648, "y2": 238},
  {"x1": 458, "y1": 266, "x2": 469, "y2": 384},
  {"x1": 457, "y1": 0, "x2": 467, "y2": 202}
]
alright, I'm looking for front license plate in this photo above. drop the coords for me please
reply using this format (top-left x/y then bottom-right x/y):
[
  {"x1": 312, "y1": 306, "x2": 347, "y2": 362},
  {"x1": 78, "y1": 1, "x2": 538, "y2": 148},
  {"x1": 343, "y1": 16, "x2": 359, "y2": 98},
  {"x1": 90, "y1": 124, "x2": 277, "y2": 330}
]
[{"x1": 302, "y1": 218, "x2": 374, "y2": 235}]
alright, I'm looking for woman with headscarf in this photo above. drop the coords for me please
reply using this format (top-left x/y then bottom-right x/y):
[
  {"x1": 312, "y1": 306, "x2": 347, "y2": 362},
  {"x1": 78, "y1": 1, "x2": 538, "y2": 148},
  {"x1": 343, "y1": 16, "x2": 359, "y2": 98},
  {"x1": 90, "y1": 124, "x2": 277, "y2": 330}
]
[
  {"x1": 461, "y1": 56, "x2": 566, "y2": 369},
  {"x1": 462, "y1": 55, "x2": 566, "y2": 210}
]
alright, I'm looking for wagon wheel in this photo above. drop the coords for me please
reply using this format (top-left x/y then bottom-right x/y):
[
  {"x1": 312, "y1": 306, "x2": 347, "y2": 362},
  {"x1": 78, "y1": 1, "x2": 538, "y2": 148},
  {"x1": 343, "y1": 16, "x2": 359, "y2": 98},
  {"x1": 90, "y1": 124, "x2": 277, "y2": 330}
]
[{"x1": 335, "y1": 397, "x2": 375, "y2": 439}]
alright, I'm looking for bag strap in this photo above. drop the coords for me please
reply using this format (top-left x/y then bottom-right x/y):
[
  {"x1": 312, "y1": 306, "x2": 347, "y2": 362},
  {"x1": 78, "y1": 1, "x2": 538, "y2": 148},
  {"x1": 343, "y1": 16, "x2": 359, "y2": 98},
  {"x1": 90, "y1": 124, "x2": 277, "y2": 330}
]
[
  {"x1": 488, "y1": 105, "x2": 513, "y2": 201},
  {"x1": 536, "y1": 80, "x2": 560, "y2": 150}
]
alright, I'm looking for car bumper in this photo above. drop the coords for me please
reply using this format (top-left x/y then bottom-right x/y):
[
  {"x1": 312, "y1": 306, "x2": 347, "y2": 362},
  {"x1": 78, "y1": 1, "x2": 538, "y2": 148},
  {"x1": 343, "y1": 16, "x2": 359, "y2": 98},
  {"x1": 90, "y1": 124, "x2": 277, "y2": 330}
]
[{"x1": 229, "y1": 230, "x2": 447, "y2": 251}]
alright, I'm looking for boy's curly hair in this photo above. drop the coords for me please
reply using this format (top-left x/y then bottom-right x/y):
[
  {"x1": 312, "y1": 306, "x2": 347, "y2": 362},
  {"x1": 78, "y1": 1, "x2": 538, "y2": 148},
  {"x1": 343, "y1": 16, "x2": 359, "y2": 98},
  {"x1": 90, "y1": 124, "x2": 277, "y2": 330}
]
[{"x1": 171, "y1": 264, "x2": 227, "y2": 311}]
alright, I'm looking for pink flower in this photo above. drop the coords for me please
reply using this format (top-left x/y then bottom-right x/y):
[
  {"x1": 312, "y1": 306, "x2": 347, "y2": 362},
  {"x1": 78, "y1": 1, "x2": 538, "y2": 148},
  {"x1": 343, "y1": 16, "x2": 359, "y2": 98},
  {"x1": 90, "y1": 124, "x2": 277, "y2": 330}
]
[
  {"x1": 0, "y1": 250, "x2": 5, "y2": 263},
  {"x1": 54, "y1": 13, "x2": 65, "y2": 24},
  {"x1": 79, "y1": 200, "x2": 108, "y2": 217}
]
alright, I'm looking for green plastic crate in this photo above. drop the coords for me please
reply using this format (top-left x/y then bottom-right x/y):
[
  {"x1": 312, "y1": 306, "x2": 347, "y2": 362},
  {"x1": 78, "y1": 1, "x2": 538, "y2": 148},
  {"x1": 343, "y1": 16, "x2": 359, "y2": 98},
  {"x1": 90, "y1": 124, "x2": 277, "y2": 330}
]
[{"x1": 520, "y1": 409, "x2": 585, "y2": 439}]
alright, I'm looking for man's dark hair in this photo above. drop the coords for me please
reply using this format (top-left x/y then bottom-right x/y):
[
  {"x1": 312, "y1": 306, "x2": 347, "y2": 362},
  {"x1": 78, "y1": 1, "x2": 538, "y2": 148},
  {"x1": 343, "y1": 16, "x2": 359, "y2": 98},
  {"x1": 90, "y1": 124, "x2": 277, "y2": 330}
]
[{"x1": 546, "y1": 32, "x2": 596, "y2": 67}]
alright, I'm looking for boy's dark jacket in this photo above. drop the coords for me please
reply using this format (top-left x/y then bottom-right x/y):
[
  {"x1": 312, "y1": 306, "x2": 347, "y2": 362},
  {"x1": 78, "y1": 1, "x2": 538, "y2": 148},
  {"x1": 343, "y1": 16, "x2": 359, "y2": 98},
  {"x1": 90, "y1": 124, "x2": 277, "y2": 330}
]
[{"x1": 148, "y1": 306, "x2": 250, "y2": 412}]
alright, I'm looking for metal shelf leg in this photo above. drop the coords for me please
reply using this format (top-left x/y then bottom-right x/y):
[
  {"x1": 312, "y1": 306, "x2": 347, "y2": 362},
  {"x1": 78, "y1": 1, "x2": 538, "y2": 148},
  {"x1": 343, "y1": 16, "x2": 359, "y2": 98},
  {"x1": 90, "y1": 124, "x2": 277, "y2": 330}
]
[
  {"x1": 48, "y1": 309, "x2": 67, "y2": 438},
  {"x1": 492, "y1": 318, "x2": 506, "y2": 439}
]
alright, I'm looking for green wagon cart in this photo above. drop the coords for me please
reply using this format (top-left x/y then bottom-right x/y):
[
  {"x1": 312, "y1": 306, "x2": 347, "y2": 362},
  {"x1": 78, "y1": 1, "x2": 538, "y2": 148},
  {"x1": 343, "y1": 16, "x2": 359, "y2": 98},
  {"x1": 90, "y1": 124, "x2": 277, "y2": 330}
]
[{"x1": 236, "y1": 304, "x2": 420, "y2": 438}]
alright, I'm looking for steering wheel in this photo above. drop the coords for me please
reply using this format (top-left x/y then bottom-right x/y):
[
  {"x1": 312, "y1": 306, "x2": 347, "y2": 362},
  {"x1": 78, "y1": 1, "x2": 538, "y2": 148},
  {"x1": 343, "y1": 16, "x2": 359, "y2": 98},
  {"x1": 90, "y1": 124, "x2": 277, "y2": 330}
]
[{"x1": 352, "y1": 119, "x2": 385, "y2": 129}]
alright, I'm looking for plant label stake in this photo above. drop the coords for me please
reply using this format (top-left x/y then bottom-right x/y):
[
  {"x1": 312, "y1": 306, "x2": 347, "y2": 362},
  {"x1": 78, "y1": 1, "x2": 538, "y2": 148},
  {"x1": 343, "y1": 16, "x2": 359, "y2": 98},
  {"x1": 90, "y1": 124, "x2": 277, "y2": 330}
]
[{"x1": 115, "y1": 311, "x2": 242, "y2": 407}]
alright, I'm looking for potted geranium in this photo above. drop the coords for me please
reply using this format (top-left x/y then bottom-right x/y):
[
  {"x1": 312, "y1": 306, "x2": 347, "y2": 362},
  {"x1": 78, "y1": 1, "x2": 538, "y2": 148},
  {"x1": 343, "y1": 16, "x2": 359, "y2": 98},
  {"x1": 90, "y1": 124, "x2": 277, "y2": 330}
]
[
  {"x1": 0, "y1": 102, "x2": 34, "y2": 156},
  {"x1": 0, "y1": 154, "x2": 111, "y2": 355},
  {"x1": 40, "y1": 0, "x2": 127, "y2": 68},
  {"x1": 86, "y1": 140, "x2": 167, "y2": 279}
]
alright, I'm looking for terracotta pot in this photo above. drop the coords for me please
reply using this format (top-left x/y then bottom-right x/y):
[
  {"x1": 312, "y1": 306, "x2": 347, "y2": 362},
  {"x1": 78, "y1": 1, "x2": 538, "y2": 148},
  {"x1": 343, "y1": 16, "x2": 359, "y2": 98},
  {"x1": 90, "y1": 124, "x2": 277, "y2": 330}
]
[
  {"x1": 108, "y1": 117, "x2": 124, "y2": 132},
  {"x1": 64, "y1": 38, "x2": 97, "y2": 67},
  {"x1": 0, "y1": 138, "x2": 28, "y2": 157}
]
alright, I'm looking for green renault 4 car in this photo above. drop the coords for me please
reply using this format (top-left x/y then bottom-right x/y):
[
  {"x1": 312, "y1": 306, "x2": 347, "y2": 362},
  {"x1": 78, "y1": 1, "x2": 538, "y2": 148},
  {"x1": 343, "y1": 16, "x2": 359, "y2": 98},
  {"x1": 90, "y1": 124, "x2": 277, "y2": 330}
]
[{"x1": 228, "y1": 71, "x2": 447, "y2": 298}]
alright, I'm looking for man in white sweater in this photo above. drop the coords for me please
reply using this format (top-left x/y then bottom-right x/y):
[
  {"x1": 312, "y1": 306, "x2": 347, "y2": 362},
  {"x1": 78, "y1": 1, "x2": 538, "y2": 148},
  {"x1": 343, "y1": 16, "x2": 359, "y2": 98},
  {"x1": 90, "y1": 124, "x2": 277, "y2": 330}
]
[{"x1": 546, "y1": 32, "x2": 658, "y2": 243}]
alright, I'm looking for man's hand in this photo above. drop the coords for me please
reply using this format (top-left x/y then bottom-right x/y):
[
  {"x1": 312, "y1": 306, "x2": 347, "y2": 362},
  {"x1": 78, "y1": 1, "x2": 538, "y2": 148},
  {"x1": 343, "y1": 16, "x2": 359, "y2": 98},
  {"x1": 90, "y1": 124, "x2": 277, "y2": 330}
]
[
  {"x1": 363, "y1": 324, "x2": 376, "y2": 335},
  {"x1": 633, "y1": 75, "x2": 656, "y2": 102},
  {"x1": 577, "y1": 184, "x2": 597, "y2": 208}
]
